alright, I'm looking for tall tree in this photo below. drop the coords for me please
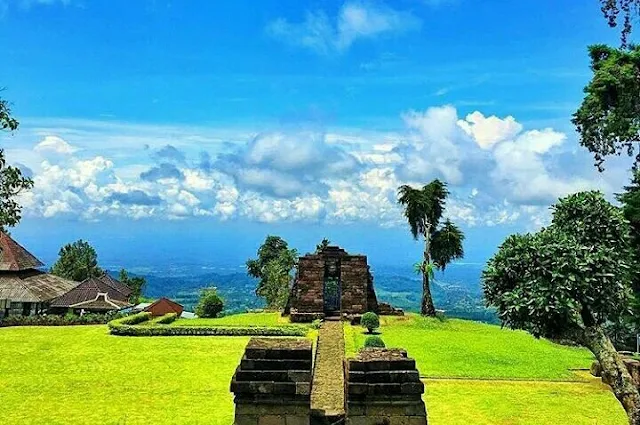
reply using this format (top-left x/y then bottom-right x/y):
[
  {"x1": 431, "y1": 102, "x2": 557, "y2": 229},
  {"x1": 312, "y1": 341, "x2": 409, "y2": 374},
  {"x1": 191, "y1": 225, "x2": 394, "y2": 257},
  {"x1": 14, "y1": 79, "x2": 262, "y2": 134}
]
[
  {"x1": 572, "y1": 44, "x2": 640, "y2": 171},
  {"x1": 0, "y1": 95, "x2": 34, "y2": 231},
  {"x1": 118, "y1": 269, "x2": 146, "y2": 304},
  {"x1": 51, "y1": 240, "x2": 104, "y2": 282},
  {"x1": 398, "y1": 180, "x2": 465, "y2": 316},
  {"x1": 246, "y1": 235, "x2": 297, "y2": 310},
  {"x1": 483, "y1": 191, "x2": 640, "y2": 425}
]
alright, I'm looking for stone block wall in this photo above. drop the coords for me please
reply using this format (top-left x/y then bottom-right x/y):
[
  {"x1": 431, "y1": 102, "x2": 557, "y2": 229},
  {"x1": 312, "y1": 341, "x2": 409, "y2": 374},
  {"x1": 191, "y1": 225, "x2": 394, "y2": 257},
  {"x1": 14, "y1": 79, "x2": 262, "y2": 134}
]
[
  {"x1": 292, "y1": 256, "x2": 325, "y2": 314},
  {"x1": 340, "y1": 256, "x2": 369, "y2": 316},
  {"x1": 231, "y1": 338, "x2": 313, "y2": 425},
  {"x1": 345, "y1": 348, "x2": 427, "y2": 425}
]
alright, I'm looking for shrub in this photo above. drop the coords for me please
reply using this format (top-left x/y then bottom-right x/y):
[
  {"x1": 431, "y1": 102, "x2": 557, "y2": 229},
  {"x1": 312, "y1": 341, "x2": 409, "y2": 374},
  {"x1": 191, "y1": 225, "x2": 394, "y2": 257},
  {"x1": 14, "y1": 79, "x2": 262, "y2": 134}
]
[
  {"x1": 108, "y1": 324, "x2": 308, "y2": 337},
  {"x1": 361, "y1": 312, "x2": 380, "y2": 334},
  {"x1": 155, "y1": 313, "x2": 178, "y2": 325},
  {"x1": 107, "y1": 312, "x2": 151, "y2": 329},
  {"x1": 195, "y1": 288, "x2": 224, "y2": 318},
  {"x1": 311, "y1": 319, "x2": 322, "y2": 330},
  {"x1": 0, "y1": 312, "x2": 126, "y2": 327},
  {"x1": 364, "y1": 335, "x2": 385, "y2": 348}
]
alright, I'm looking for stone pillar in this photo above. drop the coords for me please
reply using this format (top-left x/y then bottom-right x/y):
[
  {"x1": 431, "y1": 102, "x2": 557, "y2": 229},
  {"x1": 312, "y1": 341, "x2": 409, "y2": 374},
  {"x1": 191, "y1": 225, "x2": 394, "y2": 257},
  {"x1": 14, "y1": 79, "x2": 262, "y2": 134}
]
[
  {"x1": 340, "y1": 256, "x2": 369, "y2": 316},
  {"x1": 231, "y1": 338, "x2": 313, "y2": 425},
  {"x1": 291, "y1": 256, "x2": 325, "y2": 322},
  {"x1": 345, "y1": 348, "x2": 427, "y2": 425}
]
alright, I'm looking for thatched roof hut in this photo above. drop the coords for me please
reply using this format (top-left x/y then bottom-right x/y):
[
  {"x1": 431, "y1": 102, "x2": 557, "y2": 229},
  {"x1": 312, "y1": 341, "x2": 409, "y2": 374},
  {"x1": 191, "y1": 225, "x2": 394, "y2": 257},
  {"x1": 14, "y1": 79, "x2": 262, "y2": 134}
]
[{"x1": 50, "y1": 274, "x2": 133, "y2": 313}]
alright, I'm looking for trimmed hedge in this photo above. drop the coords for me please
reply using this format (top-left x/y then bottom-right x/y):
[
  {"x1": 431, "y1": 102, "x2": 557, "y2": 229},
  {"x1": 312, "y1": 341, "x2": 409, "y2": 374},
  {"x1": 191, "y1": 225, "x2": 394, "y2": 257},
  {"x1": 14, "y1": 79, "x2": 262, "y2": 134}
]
[
  {"x1": 0, "y1": 312, "x2": 126, "y2": 327},
  {"x1": 109, "y1": 324, "x2": 308, "y2": 337},
  {"x1": 155, "y1": 313, "x2": 178, "y2": 325},
  {"x1": 108, "y1": 312, "x2": 152, "y2": 329}
]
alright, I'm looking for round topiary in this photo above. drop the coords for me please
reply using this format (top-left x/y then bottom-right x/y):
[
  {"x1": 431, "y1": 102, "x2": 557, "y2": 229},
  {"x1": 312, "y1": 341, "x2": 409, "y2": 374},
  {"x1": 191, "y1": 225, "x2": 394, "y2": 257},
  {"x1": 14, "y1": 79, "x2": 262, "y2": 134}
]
[
  {"x1": 361, "y1": 311, "x2": 380, "y2": 334},
  {"x1": 364, "y1": 335, "x2": 385, "y2": 348}
]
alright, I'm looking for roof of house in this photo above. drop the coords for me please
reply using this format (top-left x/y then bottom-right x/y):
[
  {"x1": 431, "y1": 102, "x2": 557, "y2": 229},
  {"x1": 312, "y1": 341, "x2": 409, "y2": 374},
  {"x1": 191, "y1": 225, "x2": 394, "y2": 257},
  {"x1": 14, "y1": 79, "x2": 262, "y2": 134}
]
[
  {"x1": 144, "y1": 297, "x2": 183, "y2": 313},
  {"x1": 69, "y1": 292, "x2": 131, "y2": 311},
  {"x1": 50, "y1": 274, "x2": 132, "y2": 308},
  {"x1": 0, "y1": 232, "x2": 44, "y2": 271},
  {"x1": 0, "y1": 269, "x2": 78, "y2": 303}
]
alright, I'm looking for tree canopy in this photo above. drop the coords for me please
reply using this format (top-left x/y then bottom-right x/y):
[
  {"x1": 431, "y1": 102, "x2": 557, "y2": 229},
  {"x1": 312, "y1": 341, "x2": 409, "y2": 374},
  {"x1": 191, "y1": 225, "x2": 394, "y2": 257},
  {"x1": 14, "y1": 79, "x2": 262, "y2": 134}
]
[
  {"x1": 572, "y1": 44, "x2": 640, "y2": 171},
  {"x1": 600, "y1": 0, "x2": 640, "y2": 47},
  {"x1": 0, "y1": 96, "x2": 34, "y2": 231},
  {"x1": 51, "y1": 240, "x2": 104, "y2": 282},
  {"x1": 483, "y1": 191, "x2": 634, "y2": 339},
  {"x1": 195, "y1": 287, "x2": 224, "y2": 318},
  {"x1": 246, "y1": 235, "x2": 297, "y2": 309},
  {"x1": 118, "y1": 269, "x2": 146, "y2": 304}
]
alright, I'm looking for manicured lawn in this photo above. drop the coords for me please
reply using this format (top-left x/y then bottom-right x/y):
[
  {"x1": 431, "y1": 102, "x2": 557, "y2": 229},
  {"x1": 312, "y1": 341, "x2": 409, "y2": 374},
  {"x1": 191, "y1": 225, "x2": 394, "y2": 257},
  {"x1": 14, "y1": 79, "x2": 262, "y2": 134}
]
[
  {"x1": 172, "y1": 311, "x2": 295, "y2": 327},
  {"x1": 344, "y1": 314, "x2": 594, "y2": 381},
  {"x1": 0, "y1": 312, "x2": 626, "y2": 425},
  {"x1": 0, "y1": 325, "x2": 248, "y2": 425},
  {"x1": 426, "y1": 379, "x2": 627, "y2": 425}
]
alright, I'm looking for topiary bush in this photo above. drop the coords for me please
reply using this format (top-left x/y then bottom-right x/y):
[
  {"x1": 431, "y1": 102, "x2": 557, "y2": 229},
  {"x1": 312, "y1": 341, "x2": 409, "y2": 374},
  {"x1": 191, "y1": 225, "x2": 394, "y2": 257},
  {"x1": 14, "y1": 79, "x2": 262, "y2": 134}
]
[
  {"x1": 364, "y1": 335, "x2": 385, "y2": 348},
  {"x1": 361, "y1": 311, "x2": 380, "y2": 334}
]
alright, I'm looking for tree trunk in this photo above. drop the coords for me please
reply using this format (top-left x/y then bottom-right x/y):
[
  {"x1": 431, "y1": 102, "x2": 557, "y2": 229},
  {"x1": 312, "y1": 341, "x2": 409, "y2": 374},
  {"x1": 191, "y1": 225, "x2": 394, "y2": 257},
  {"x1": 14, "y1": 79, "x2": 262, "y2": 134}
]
[
  {"x1": 582, "y1": 325, "x2": 640, "y2": 425},
  {"x1": 421, "y1": 226, "x2": 436, "y2": 316}
]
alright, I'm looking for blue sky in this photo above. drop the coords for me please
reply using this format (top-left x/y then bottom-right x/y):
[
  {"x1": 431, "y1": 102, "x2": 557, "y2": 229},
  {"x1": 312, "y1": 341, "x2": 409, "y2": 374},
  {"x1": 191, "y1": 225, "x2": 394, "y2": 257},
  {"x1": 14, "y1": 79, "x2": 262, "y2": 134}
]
[{"x1": 0, "y1": 0, "x2": 633, "y2": 267}]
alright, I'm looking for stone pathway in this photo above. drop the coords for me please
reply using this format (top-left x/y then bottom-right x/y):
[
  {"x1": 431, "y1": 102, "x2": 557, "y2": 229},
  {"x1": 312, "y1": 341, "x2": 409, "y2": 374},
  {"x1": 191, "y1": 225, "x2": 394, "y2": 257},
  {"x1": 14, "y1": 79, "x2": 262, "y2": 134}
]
[{"x1": 311, "y1": 319, "x2": 346, "y2": 423}]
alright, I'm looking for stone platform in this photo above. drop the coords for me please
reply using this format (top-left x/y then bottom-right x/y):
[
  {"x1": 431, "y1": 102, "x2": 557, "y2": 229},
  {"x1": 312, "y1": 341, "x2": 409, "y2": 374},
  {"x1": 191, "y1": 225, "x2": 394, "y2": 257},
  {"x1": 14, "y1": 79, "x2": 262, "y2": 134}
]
[
  {"x1": 345, "y1": 348, "x2": 427, "y2": 425},
  {"x1": 230, "y1": 338, "x2": 313, "y2": 425}
]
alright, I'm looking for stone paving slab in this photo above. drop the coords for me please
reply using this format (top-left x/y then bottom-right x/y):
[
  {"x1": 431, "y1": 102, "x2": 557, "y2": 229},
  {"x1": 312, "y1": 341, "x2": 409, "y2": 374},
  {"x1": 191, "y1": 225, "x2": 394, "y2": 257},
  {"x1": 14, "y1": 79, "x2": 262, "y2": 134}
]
[{"x1": 310, "y1": 320, "x2": 346, "y2": 419}]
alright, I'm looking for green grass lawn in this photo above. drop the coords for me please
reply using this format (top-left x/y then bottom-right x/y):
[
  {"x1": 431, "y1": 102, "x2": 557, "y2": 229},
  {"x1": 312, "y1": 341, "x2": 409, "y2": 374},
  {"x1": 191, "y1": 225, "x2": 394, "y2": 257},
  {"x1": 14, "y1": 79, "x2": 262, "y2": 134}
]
[
  {"x1": 0, "y1": 325, "x2": 247, "y2": 425},
  {"x1": 172, "y1": 311, "x2": 295, "y2": 327},
  {"x1": 0, "y1": 312, "x2": 627, "y2": 425},
  {"x1": 345, "y1": 314, "x2": 594, "y2": 381},
  {"x1": 426, "y1": 379, "x2": 627, "y2": 425}
]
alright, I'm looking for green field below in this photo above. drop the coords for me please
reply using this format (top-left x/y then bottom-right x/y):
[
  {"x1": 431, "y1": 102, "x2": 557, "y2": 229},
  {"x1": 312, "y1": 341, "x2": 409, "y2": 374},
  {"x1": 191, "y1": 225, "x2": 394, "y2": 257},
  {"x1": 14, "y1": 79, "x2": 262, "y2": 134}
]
[
  {"x1": 0, "y1": 312, "x2": 628, "y2": 425},
  {"x1": 345, "y1": 314, "x2": 594, "y2": 381}
]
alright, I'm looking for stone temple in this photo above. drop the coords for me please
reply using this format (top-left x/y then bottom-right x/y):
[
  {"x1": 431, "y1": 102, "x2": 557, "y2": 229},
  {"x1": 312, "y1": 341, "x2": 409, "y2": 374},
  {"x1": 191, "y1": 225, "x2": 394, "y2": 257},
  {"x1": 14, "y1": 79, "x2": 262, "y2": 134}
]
[{"x1": 287, "y1": 245, "x2": 402, "y2": 322}]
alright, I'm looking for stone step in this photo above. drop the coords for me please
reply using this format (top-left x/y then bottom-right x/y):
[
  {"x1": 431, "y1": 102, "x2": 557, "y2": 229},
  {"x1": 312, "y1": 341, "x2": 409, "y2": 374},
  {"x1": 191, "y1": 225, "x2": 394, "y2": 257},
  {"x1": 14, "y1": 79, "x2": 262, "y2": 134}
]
[
  {"x1": 240, "y1": 357, "x2": 312, "y2": 371},
  {"x1": 233, "y1": 368, "x2": 312, "y2": 383}
]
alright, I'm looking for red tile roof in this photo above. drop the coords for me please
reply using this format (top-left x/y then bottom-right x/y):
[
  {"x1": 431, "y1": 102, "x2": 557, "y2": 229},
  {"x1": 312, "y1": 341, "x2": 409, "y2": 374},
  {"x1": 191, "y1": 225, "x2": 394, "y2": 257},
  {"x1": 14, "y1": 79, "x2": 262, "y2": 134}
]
[{"x1": 0, "y1": 232, "x2": 44, "y2": 271}]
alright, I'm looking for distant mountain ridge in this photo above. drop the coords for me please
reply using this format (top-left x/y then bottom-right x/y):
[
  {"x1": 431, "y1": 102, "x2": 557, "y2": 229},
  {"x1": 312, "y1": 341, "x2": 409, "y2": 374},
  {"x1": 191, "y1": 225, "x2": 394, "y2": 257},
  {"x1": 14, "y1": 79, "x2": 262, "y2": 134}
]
[{"x1": 115, "y1": 262, "x2": 497, "y2": 322}]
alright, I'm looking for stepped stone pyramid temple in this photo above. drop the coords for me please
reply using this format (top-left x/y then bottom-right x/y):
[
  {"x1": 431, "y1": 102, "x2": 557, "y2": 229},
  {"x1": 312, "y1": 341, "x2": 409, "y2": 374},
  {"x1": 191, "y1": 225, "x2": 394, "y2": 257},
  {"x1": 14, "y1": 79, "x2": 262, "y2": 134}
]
[{"x1": 287, "y1": 245, "x2": 403, "y2": 322}]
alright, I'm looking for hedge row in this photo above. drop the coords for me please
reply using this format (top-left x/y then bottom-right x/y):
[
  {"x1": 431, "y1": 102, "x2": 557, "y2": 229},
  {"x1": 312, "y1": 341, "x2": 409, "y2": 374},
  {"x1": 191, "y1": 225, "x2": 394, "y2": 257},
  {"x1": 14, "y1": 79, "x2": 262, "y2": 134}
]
[
  {"x1": 109, "y1": 324, "x2": 308, "y2": 337},
  {"x1": 108, "y1": 312, "x2": 151, "y2": 329},
  {"x1": 0, "y1": 312, "x2": 126, "y2": 327},
  {"x1": 155, "y1": 313, "x2": 178, "y2": 325}
]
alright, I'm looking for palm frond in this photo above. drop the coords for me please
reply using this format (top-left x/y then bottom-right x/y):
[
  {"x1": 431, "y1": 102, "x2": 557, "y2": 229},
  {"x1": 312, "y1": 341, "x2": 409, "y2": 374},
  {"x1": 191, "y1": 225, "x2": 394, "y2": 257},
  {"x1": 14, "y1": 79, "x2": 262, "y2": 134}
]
[{"x1": 431, "y1": 219, "x2": 465, "y2": 271}]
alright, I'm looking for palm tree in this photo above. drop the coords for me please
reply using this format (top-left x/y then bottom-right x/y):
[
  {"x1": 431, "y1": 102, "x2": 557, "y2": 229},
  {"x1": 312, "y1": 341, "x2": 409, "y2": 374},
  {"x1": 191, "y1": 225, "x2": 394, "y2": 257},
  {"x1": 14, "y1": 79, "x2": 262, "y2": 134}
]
[{"x1": 398, "y1": 180, "x2": 465, "y2": 316}]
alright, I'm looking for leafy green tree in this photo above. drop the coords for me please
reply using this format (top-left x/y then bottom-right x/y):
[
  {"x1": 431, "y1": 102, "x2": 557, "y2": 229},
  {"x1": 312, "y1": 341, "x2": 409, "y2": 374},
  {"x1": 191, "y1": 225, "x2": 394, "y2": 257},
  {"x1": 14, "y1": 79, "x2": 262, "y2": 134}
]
[
  {"x1": 483, "y1": 191, "x2": 640, "y2": 424},
  {"x1": 572, "y1": 44, "x2": 640, "y2": 171},
  {"x1": 118, "y1": 269, "x2": 146, "y2": 304},
  {"x1": 195, "y1": 287, "x2": 224, "y2": 318},
  {"x1": 247, "y1": 235, "x2": 297, "y2": 309},
  {"x1": 259, "y1": 261, "x2": 291, "y2": 309},
  {"x1": 398, "y1": 180, "x2": 465, "y2": 316},
  {"x1": 51, "y1": 240, "x2": 103, "y2": 282},
  {"x1": 0, "y1": 96, "x2": 34, "y2": 231}
]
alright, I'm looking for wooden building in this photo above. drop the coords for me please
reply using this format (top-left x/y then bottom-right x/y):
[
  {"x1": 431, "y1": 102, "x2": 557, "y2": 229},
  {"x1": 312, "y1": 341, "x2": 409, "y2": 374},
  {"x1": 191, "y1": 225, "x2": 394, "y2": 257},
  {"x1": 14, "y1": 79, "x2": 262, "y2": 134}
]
[
  {"x1": 0, "y1": 232, "x2": 78, "y2": 318},
  {"x1": 50, "y1": 274, "x2": 133, "y2": 314},
  {"x1": 144, "y1": 297, "x2": 183, "y2": 317}
]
